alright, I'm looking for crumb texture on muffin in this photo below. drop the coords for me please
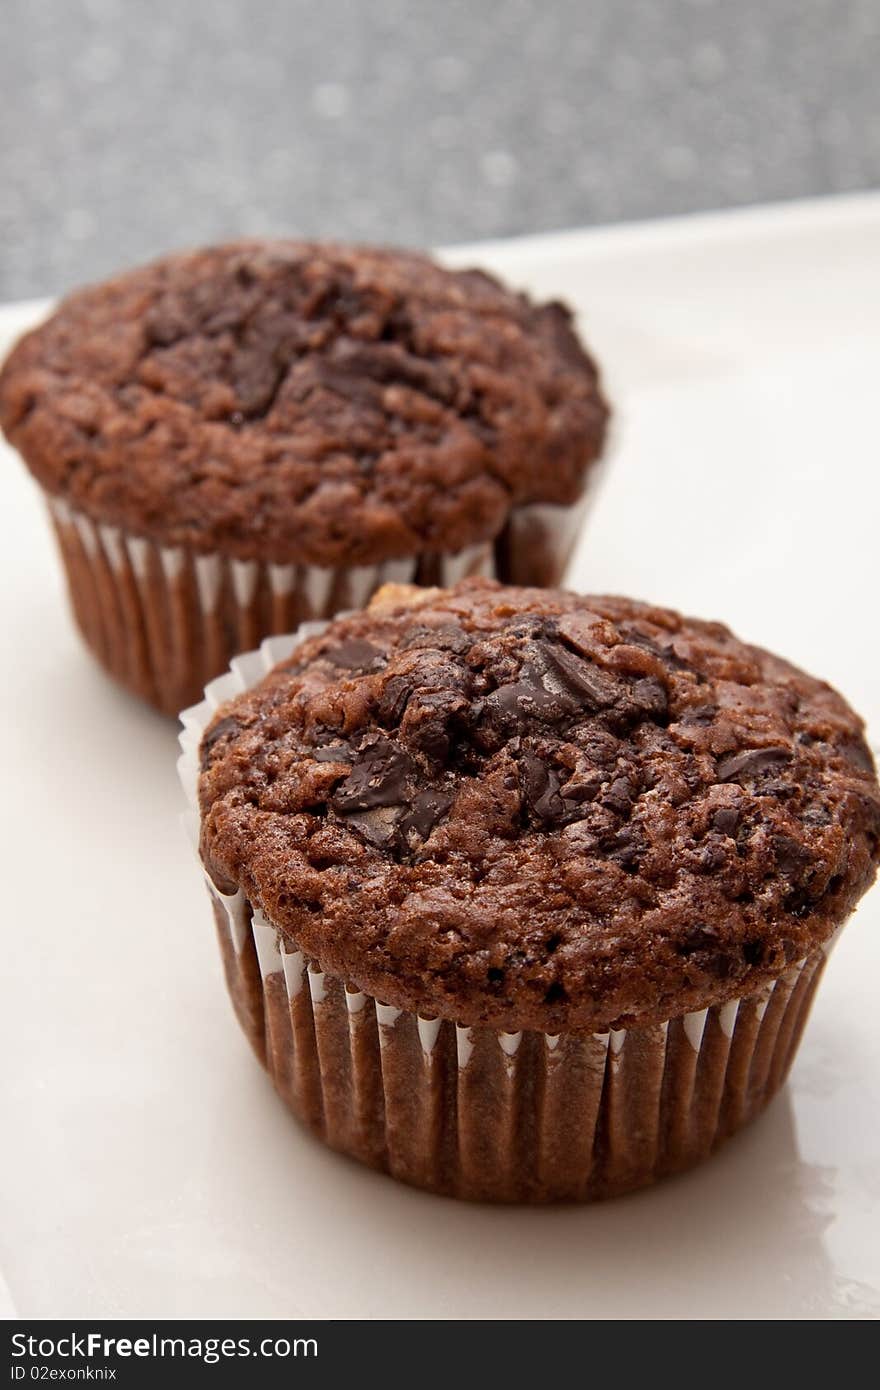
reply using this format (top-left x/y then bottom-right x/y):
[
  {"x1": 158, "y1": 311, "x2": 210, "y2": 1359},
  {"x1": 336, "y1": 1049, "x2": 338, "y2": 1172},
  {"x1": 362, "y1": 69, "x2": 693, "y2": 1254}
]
[
  {"x1": 198, "y1": 579, "x2": 880, "y2": 1031},
  {"x1": 0, "y1": 242, "x2": 608, "y2": 565}
]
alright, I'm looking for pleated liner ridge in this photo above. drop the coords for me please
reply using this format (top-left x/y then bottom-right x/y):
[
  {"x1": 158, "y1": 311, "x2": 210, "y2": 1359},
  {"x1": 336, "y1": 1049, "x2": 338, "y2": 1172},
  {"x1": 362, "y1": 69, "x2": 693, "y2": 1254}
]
[
  {"x1": 205, "y1": 885, "x2": 831, "y2": 1202},
  {"x1": 178, "y1": 627, "x2": 837, "y2": 1203},
  {"x1": 47, "y1": 492, "x2": 588, "y2": 715}
]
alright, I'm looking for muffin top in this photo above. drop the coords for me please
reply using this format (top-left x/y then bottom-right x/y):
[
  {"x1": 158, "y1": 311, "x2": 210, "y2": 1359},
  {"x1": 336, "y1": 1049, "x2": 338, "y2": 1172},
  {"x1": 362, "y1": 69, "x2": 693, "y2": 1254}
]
[
  {"x1": 0, "y1": 241, "x2": 608, "y2": 565},
  {"x1": 197, "y1": 580, "x2": 880, "y2": 1032}
]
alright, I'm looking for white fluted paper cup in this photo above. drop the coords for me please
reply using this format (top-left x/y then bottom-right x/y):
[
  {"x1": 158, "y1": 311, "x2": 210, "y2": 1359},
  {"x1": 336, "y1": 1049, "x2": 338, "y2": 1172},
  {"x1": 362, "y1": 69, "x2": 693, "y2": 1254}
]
[{"x1": 46, "y1": 492, "x2": 593, "y2": 717}]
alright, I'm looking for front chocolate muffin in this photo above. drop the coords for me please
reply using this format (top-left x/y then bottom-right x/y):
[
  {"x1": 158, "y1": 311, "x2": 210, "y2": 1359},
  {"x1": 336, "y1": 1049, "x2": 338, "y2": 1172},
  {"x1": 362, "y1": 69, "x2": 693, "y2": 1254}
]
[
  {"x1": 0, "y1": 242, "x2": 608, "y2": 714},
  {"x1": 180, "y1": 579, "x2": 880, "y2": 1201}
]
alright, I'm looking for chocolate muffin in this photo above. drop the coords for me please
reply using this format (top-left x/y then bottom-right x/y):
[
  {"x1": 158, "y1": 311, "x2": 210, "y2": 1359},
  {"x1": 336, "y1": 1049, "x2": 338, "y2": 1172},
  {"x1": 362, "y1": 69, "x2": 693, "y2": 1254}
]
[
  {"x1": 179, "y1": 579, "x2": 880, "y2": 1201},
  {"x1": 0, "y1": 242, "x2": 608, "y2": 714}
]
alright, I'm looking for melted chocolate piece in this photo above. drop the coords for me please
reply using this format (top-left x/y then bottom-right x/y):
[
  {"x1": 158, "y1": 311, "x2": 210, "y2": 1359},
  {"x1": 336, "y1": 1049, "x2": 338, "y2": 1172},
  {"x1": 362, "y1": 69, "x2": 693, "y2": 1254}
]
[
  {"x1": 331, "y1": 738, "x2": 413, "y2": 811},
  {"x1": 716, "y1": 747, "x2": 793, "y2": 782},
  {"x1": 403, "y1": 690, "x2": 467, "y2": 763},
  {"x1": 629, "y1": 677, "x2": 669, "y2": 720},
  {"x1": 520, "y1": 754, "x2": 569, "y2": 822},
  {"x1": 373, "y1": 675, "x2": 413, "y2": 726},
  {"x1": 312, "y1": 742, "x2": 354, "y2": 763},
  {"x1": 400, "y1": 789, "x2": 454, "y2": 840},
  {"x1": 539, "y1": 641, "x2": 618, "y2": 708},
  {"x1": 324, "y1": 639, "x2": 385, "y2": 671},
  {"x1": 485, "y1": 665, "x2": 577, "y2": 725},
  {"x1": 712, "y1": 807, "x2": 741, "y2": 836},
  {"x1": 773, "y1": 834, "x2": 814, "y2": 876},
  {"x1": 602, "y1": 776, "x2": 638, "y2": 816},
  {"x1": 607, "y1": 825, "x2": 646, "y2": 870},
  {"x1": 345, "y1": 806, "x2": 405, "y2": 849}
]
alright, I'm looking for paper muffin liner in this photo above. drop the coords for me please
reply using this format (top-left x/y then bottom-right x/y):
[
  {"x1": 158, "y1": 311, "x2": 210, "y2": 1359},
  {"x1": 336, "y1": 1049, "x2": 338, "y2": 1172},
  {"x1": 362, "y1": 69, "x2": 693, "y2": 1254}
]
[
  {"x1": 45, "y1": 490, "x2": 590, "y2": 716},
  {"x1": 178, "y1": 622, "x2": 840, "y2": 1202},
  {"x1": 493, "y1": 492, "x2": 591, "y2": 589}
]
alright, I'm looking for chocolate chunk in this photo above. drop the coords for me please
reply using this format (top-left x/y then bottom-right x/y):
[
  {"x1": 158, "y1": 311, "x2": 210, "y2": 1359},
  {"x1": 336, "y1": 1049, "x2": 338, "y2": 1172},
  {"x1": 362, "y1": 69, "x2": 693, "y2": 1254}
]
[
  {"x1": 539, "y1": 641, "x2": 618, "y2": 708},
  {"x1": 515, "y1": 672, "x2": 575, "y2": 718},
  {"x1": 773, "y1": 834, "x2": 814, "y2": 876},
  {"x1": 742, "y1": 939, "x2": 766, "y2": 966},
  {"x1": 676, "y1": 924, "x2": 736, "y2": 977},
  {"x1": 486, "y1": 661, "x2": 578, "y2": 725},
  {"x1": 716, "y1": 747, "x2": 792, "y2": 782},
  {"x1": 629, "y1": 677, "x2": 668, "y2": 720},
  {"x1": 783, "y1": 887, "x2": 815, "y2": 918},
  {"x1": 578, "y1": 730, "x2": 620, "y2": 768},
  {"x1": 602, "y1": 776, "x2": 637, "y2": 816},
  {"x1": 559, "y1": 765, "x2": 603, "y2": 803},
  {"x1": 403, "y1": 690, "x2": 468, "y2": 763},
  {"x1": 608, "y1": 676, "x2": 671, "y2": 733},
  {"x1": 324, "y1": 638, "x2": 385, "y2": 671},
  {"x1": 400, "y1": 789, "x2": 454, "y2": 840},
  {"x1": 345, "y1": 784, "x2": 453, "y2": 848},
  {"x1": 374, "y1": 674, "x2": 413, "y2": 725},
  {"x1": 345, "y1": 806, "x2": 404, "y2": 849},
  {"x1": 312, "y1": 741, "x2": 354, "y2": 763},
  {"x1": 712, "y1": 807, "x2": 740, "y2": 836},
  {"x1": 761, "y1": 779, "x2": 798, "y2": 799},
  {"x1": 607, "y1": 826, "x2": 645, "y2": 870},
  {"x1": 331, "y1": 737, "x2": 413, "y2": 811},
  {"x1": 400, "y1": 686, "x2": 472, "y2": 767},
  {"x1": 520, "y1": 754, "x2": 568, "y2": 822}
]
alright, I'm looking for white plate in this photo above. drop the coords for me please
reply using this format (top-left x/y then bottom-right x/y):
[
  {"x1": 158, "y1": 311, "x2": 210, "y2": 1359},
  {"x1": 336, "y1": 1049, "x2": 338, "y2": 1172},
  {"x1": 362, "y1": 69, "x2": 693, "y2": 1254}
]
[{"x1": 2, "y1": 194, "x2": 879, "y2": 1321}]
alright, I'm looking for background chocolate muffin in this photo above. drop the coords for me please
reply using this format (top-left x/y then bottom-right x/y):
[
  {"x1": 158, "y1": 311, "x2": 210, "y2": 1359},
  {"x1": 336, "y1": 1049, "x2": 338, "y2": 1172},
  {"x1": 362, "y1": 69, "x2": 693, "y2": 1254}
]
[
  {"x1": 0, "y1": 241, "x2": 609, "y2": 714},
  {"x1": 181, "y1": 579, "x2": 880, "y2": 1202}
]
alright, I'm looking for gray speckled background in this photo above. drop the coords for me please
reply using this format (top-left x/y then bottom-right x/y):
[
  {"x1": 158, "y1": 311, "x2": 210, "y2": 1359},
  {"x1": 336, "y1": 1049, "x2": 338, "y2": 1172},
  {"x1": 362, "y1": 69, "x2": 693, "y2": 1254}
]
[{"x1": 2, "y1": 0, "x2": 879, "y2": 299}]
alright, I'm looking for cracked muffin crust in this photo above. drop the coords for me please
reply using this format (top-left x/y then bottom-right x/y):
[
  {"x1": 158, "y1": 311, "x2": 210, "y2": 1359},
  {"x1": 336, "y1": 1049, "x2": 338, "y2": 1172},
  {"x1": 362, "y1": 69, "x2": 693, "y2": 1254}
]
[
  {"x1": 0, "y1": 241, "x2": 608, "y2": 565},
  {"x1": 198, "y1": 579, "x2": 880, "y2": 1033}
]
